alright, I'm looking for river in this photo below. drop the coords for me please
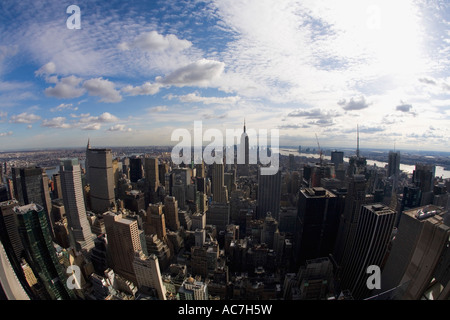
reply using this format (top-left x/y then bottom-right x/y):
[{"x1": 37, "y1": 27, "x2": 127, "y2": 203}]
[{"x1": 280, "y1": 149, "x2": 450, "y2": 179}]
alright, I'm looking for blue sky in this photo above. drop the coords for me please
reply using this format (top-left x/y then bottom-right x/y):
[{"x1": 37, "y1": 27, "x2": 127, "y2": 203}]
[{"x1": 0, "y1": 0, "x2": 449, "y2": 151}]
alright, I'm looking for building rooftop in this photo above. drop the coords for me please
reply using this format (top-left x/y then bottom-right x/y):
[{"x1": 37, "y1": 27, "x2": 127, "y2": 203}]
[
  {"x1": 404, "y1": 205, "x2": 448, "y2": 225},
  {"x1": 13, "y1": 203, "x2": 42, "y2": 214}
]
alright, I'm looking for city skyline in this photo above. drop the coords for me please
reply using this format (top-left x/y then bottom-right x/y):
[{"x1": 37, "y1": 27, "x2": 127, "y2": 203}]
[{"x1": 0, "y1": 1, "x2": 449, "y2": 151}]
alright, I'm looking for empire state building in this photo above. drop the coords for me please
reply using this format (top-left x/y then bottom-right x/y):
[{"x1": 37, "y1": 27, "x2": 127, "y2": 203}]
[{"x1": 238, "y1": 119, "x2": 250, "y2": 176}]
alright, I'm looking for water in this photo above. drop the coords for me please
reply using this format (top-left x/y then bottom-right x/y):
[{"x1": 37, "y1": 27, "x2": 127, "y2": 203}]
[{"x1": 280, "y1": 149, "x2": 450, "y2": 179}]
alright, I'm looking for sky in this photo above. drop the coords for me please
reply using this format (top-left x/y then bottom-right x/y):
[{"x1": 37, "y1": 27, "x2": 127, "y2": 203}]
[{"x1": 0, "y1": 0, "x2": 449, "y2": 152}]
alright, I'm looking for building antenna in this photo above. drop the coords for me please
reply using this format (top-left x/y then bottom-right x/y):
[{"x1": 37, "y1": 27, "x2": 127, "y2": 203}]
[
  {"x1": 356, "y1": 124, "x2": 360, "y2": 158},
  {"x1": 244, "y1": 118, "x2": 246, "y2": 133}
]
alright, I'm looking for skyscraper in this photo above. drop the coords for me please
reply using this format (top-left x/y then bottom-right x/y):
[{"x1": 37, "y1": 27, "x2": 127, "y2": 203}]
[
  {"x1": 0, "y1": 200, "x2": 35, "y2": 299},
  {"x1": 11, "y1": 166, "x2": 54, "y2": 238},
  {"x1": 164, "y1": 196, "x2": 180, "y2": 232},
  {"x1": 212, "y1": 163, "x2": 228, "y2": 204},
  {"x1": 103, "y1": 211, "x2": 143, "y2": 283},
  {"x1": 294, "y1": 187, "x2": 338, "y2": 266},
  {"x1": 129, "y1": 156, "x2": 143, "y2": 183},
  {"x1": 387, "y1": 151, "x2": 400, "y2": 178},
  {"x1": 0, "y1": 200, "x2": 24, "y2": 262},
  {"x1": 257, "y1": 168, "x2": 281, "y2": 220},
  {"x1": 412, "y1": 164, "x2": 435, "y2": 206},
  {"x1": 52, "y1": 173, "x2": 63, "y2": 200},
  {"x1": 133, "y1": 251, "x2": 167, "y2": 300},
  {"x1": 86, "y1": 146, "x2": 115, "y2": 213},
  {"x1": 60, "y1": 158, "x2": 95, "y2": 255},
  {"x1": 331, "y1": 150, "x2": 344, "y2": 167},
  {"x1": 146, "y1": 203, "x2": 167, "y2": 241},
  {"x1": 333, "y1": 175, "x2": 367, "y2": 266},
  {"x1": 144, "y1": 156, "x2": 160, "y2": 205},
  {"x1": 338, "y1": 204, "x2": 396, "y2": 299},
  {"x1": 15, "y1": 203, "x2": 76, "y2": 300},
  {"x1": 376, "y1": 205, "x2": 449, "y2": 300},
  {"x1": 238, "y1": 119, "x2": 250, "y2": 176},
  {"x1": 347, "y1": 125, "x2": 367, "y2": 176}
]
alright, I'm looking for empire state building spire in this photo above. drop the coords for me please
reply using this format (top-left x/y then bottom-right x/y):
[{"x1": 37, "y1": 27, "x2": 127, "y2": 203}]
[{"x1": 244, "y1": 118, "x2": 246, "y2": 133}]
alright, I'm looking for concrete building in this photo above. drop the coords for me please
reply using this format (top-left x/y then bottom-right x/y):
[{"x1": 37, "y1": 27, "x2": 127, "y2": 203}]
[
  {"x1": 133, "y1": 251, "x2": 167, "y2": 300},
  {"x1": 60, "y1": 158, "x2": 95, "y2": 255},
  {"x1": 103, "y1": 212, "x2": 142, "y2": 283}
]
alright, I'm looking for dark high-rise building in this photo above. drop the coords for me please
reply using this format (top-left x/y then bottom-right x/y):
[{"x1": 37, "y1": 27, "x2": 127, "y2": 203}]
[
  {"x1": 90, "y1": 234, "x2": 108, "y2": 275},
  {"x1": 412, "y1": 164, "x2": 435, "y2": 206},
  {"x1": 387, "y1": 151, "x2": 400, "y2": 178},
  {"x1": 144, "y1": 156, "x2": 159, "y2": 204},
  {"x1": 11, "y1": 166, "x2": 54, "y2": 238},
  {"x1": 206, "y1": 202, "x2": 230, "y2": 234},
  {"x1": 212, "y1": 163, "x2": 228, "y2": 204},
  {"x1": 376, "y1": 205, "x2": 449, "y2": 300},
  {"x1": 129, "y1": 156, "x2": 143, "y2": 183},
  {"x1": 0, "y1": 200, "x2": 24, "y2": 262},
  {"x1": 257, "y1": 168, "x2": 281, "y2": 220},
  {"x1": 331, "y1": 151, "x2": 344, "y2": 167},
  {"x1": 60, "y1": 158, "x2": 95, "y2": 255},
  {"x1": 339, "y1": 204, "x2": 396, "y2": 300},
  {"x1": 15, "y1": 203, "x2": 76, "y2": 300},
  {"x1": 294, "y1": 187, "x2": 338, "y2": 266},
  {"x1": 0, "y1": 184, "x2": 8, "y2": 202},
  {"x1": 86, "y1": 146, "x2": 115, "y2": 213},
  {"x1": 123, "y1": 190, "x2": 145, "y2": 213},
  {"x1": 333, "y1": 175, "x2": 367, "y2": 266}
]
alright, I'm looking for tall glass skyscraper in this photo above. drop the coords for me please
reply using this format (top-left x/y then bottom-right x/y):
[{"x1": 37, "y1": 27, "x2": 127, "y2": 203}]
[{"x1": 15, "y1": 203, "x2": 75, "y2": 300}]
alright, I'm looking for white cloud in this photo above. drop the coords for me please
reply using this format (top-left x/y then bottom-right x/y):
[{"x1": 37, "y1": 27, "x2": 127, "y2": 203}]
[
  {"x1": 35, "y1": 62, "x2": 56, "y2": 76},
  {"x1": 50, "y1": 103, "x2": 78, "y2": 112},
  {"x1": 81, "y1": 123, "x2": 102, "y2": 131},
  {"x1": 119, "y1": 31, "x2": 192, "y2": 52},
  {"x1": 122, "y1": 82, "x2": 162, "y2": 96},
  {"x1": 159, "y1": 59, "x2": 225, "y2": 87},
  {"x1": 41, "y1": 117, "x2": 71, "y2": 129},
  {"x1": 338, "y1": 96, "x2": 371, "y2": 111},
  {"x1": 0, "y1": 131, "x2": 13, "y2": 137},
  {"x1": 44, "y1": 76, "x2": 85, "y2": 99},
  {"x1": 10, "y1": 112, "x2": 41, "y2": 124},
  {"x1": 148, "y1": 106, "x2": 168, "y2": 113},
  {"x1": 108, "y1": 124, "x2": 132, "y2": 132},
  {"x1": 77, "y1": 112, "x2": 119, "y2": 130},
  {"x1": 83, "y1": 78, "x2": 122, "y2": 103},
  {"x1": 167, "y1": 92, "x2": 240, "y2": 105}
]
